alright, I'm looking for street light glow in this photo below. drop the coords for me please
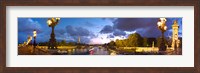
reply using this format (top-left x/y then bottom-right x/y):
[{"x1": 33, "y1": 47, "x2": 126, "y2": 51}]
[
  {"x1": 56, "y1": 18, "x2": 60, "y2": 21},
  {"x1": 160, "y1": 18, "x2": 167, "y2": 22},
  {"x1": 33, "y1": 30, "x2": 37, "y2": 37},
  {"x1": 51, "y1": 18, "x2": 56, "y2": 22},
  {"x1": 164, "y1": 26, "x2": 167, "y2": 30},
  {"x1": 47, "y1": 19, "x2": 52, "y2": 26},
  {"x1": 157, "y1": 22, "x2": 162, "y2": 26},
  {"x1": 47, "y1": 18, "x2": 60, "y2": 27},
  {"x1": 157, "y1": 18, "x2": 167, "y2": 32}
]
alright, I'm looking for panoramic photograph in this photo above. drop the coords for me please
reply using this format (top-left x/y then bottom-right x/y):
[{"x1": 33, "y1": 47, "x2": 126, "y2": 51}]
[{"x1": 18, "y1": 18, "x2": 182, "y2": 55}]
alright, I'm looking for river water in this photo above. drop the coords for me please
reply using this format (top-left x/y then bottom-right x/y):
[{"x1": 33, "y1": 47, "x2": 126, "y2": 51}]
[{"x1": 58, "y1": 47, "x2": 110, "y2": 55}]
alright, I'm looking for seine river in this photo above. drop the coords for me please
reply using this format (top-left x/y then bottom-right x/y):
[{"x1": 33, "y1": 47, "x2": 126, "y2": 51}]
[{"x1": 58, "y1": 47, "x2": 110, "y2": 55}]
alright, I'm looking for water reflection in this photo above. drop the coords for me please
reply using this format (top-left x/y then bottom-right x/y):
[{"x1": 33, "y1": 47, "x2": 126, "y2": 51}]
[
  {"x1": 92, "y1": 47, "x2": 109, "y2": 55},
  {"x1": 58, "y1": 46, "x2": 110, "y2": 55}
]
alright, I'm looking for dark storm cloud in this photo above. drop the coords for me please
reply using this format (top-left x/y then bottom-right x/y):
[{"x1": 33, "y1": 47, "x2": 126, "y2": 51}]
[
  {"x1": 100, "y1": 25, "x2": 114, "y2": 33},
  {"x1": 18, "y1": 18, "x2": 43, "y2": 34},
  {"x1": 18, "y1": 18, "x2": 45, "y2": 43},
  {"x1": 134, "y1": 27, "x2": 160, "y2": 37},
  {"x1": 107, "y1": 34, "x2": 115, "y2": 38},
  {"x1": 112, "y1": 18, "x2": 182, "y2": 38},
  {"x1": 65, "y1": 25, "x2": 96, "y2": 43},
  {"x1": 113, "y1": 18, "x2": 158, "y2": 31},
  {"x1": 113, "y1": 30, "x2": 126, "y2": 36},
  {"x1": 65, "y1": 25, "x2": 90, "y2": 36},
  {"x1": 55, "y1": 29, "x2": 67, "y2": 39},
  {"x1": 55, "y1": 29, "x2": 66, "y2": 35},
  {"x1": 112, "y1": 18, "x2": 161, "y2": 37},
  {"x1": 99, "y1": 18, "x2": 161, "y2": 37}
]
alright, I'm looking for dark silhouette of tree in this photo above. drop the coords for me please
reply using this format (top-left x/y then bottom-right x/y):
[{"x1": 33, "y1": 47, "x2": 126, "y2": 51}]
[
  {"x1": 127, "y1": 33, "x2": 143, "y2": 47},
  {"x1": 60, "y1": 40, "x2": 67, "y2": 46},
  {"x1": 108, "y1": 41, "x2": 116, "y2": 46},
  {"x1": 143, "y1": 38, "x2": 148, "y2": 47}
]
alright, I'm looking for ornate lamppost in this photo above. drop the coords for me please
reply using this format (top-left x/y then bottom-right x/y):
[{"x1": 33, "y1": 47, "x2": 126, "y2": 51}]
[
  {"x1": 33, "y1": 29, "x2": 37, "y2": 54},
  {"x1": 157, "y1": 18, "x2": 167, "y2": 53},
  {"x1": 47, "y1": 18, "x2": 60, "y2": 49}
]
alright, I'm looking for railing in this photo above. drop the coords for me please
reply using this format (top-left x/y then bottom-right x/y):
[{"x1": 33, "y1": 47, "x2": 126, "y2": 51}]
[
  {"x1": 118, "y1": 47, "x2": 159, "y2": 52},
  {"x1": 35, "y1": 47, "x2": 49, "y2": 55}
]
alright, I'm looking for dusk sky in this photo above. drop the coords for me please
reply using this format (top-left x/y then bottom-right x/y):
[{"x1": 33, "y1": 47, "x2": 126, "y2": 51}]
[{"x1": 18, "y1": 18, "x2": 182, "y2": 44}]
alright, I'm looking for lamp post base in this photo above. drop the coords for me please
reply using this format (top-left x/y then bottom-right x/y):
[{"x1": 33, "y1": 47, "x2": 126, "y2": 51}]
[
  {"x1": 159, "y1": 36, "x2": 166, "y2": 54},
  {"x1": 48, "y1": 36, "x2": 57, "y2": 49},
  {"x1": 159, "y1": 43, "x2": 166, "y2": 51},
  {"x1": 48, "y1": 38, "x2": 57, "y2": 49},
  {"x1": 48, "y1": 26, "x2": 57, "y2": 49}
]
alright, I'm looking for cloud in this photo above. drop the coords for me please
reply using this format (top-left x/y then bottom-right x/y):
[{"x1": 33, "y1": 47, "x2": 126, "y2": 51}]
[
  {"x1": 102, "y1": 18, "x2": 118, "y2": 23},
  {"x1": 134, "y1": 27, "x2": 161, "y2": 37},
  {"x1": 65, "y1": 25, "x2": 96, "y2": 43},
  {"x1": 100, "y1": 25, "x2": 114, "y2": 33},
  {"x1": 112, "y1": 18, "x2": 182, "y2": 38},
  {"x1": 18, "y1": 32, "x2": 29, "y2": 43},
  {"x1": 55, "y1": 29, "x2": 66, "y2": 35},
  {"x1": 113, "y1": 29, "x2": 126, "y2": 36},
  {"x1": 107, "y1": 34, "x2": 114, "y2": 38},
  {"x1": 18, "y1": 18, "x2": 43, "y2": 34},
  {"x1": 100, "y1": 18, "x2": 162, "y2": 37},
  {"x1": 113, "y1": 18, "x2": 158, "y2": 31},
  {"x1": 54, "y1": 28, "x2": 67, "y2": 39},
  {"x1": 165, "y1": 18, "x2": 182, "y2": 37},
  {"x1": 65, "y1": 25, "x2": 91, "y2": 36},
  {"x1": 18, "y1": 18, "x2": 46, "y2": 43}
]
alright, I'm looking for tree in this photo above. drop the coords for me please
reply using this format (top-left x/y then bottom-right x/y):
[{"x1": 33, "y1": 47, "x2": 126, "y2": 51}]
[
  {"x1": 38, "y1": 42, "x2": 48, "y2": 46},
  {"x1": 143, "y1": 38, "x2": 148, "y2": 47},
  {"x1": 116, "y1": 39, "x2": 125, "y2": 47},
  {"x1": 108, "y1": 41, "x2": 116, "y2": 46},
  {"x1": 60, "y1": 40, "x2": 67, "y2": 46},
  {"x1": 67, "y1": 42, "x2": 75, "y2": 46},
  {"x1": 123, "y1": 39, "x2": 129, "y2": 47},
  {"x1": 115, "y1": 39, "x2": 120, "y2": 47},
  {"x1": 127, "y1": 33, "x2": 143, "y2": 47}
]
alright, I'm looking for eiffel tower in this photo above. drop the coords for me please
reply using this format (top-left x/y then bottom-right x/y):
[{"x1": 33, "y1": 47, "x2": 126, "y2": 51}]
[{"x1": 78, "y1": 36, "x2": 81, "y2": 44}]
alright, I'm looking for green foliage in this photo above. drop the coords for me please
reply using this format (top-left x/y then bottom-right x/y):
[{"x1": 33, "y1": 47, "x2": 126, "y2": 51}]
[
  {"x1": 60, "y1": 40, "x2": 67, "y2": 46},
  {"x1": 38, "y1": 42, "x2": 48, "y2": 46},
  {"x1": 126, "y1": 33, "x2": 143, "y2": 47},
  {"x1": 108, "y1": 41, "x2": 116, "y2": 46},
  {"x1": 112, "y1": 33, "x2": 144, "y2": 47},
  {"x1": 67, "y1": 42, "x2": 75, "y2": 46},
  {"x1": 115, "y1": 39, "x2": 125, "y2": 47}
]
